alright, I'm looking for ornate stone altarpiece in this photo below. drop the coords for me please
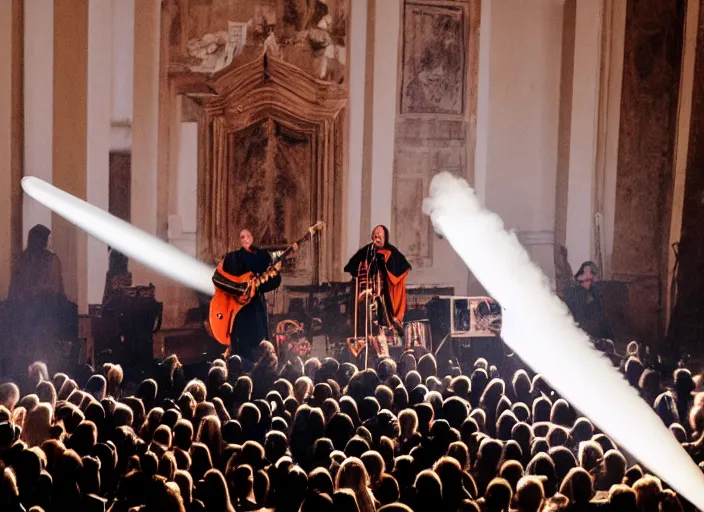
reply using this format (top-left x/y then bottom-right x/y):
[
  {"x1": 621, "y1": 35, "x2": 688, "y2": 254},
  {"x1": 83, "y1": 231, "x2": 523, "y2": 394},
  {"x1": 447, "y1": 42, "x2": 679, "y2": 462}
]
[{"x1": 161, "y1": 1, "x2": 349, "y2": 285}]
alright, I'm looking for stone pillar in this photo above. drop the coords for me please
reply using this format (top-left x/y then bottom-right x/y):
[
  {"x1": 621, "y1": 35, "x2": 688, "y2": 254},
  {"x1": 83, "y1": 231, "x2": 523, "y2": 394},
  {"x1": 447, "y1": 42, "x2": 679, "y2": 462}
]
[
  {"x1": 23, "y1": 0, "x2": 53, "y2": 241},
  {"x1": 86, "y1": 0, "x2": 113, "y2": 305},
  {"x1": 564, "y1": 0, "x2": 603, "y2": 272},
  {"x1": 52, "y1": 0, "x2": 89, "y2": 311},
  {"x1": 0, "y1": 0, "x2": 23, "y2": 299},
  {"x1": 594, "y1": 0, "x2": 627, "y2": 279},
  {"x1": 369, "y1": 0, "x2": 400, "y2": 232},
  {"x1": 130, "y1": 0, "x2": 160, "y2": 283},
  {"x1": 666, "y1": 0, "x2": 700, "y2": 328},
  {"x1": 612, "y1": 0, "x2": 684, "y2": 343},
  {"x1": 131, "y1": 0, "x2": 159, "y2": 237},
  {"x1": 345, "y1": 0, "x2": 368, "y2": 259},
  {"x1": 669, "y1": 0, "x2": 704, "y2": 347}
]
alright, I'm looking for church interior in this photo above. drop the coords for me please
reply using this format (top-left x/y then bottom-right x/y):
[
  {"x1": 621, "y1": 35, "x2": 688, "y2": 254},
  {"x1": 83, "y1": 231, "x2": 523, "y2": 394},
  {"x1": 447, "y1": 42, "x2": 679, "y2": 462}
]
[
  {"x1": 2, "y1": 1, "x2": 704, "y2": 510},
  {"x1": 0, "y1": 0, "x2": 702, "y2": 366}
]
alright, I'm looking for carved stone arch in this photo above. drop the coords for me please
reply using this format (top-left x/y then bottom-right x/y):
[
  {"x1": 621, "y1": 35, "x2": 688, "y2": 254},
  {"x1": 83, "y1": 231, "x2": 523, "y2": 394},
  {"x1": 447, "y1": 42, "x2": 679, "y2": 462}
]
[{"x1": 190, "y1": 52, "x2": 347, "y2": 285}]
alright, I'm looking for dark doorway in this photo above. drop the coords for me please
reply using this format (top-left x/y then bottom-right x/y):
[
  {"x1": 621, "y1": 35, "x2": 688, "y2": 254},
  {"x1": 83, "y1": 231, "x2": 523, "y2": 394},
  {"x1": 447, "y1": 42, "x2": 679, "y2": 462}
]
[{"x1": 109, "y1": 151, "x2": 131, "y2": 222}]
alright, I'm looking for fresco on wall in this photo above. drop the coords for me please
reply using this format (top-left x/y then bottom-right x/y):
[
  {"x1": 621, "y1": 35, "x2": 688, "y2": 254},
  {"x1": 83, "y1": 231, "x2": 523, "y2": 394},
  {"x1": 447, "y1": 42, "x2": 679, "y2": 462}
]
[
  {"x1": 166, "y1": 0, "x2": 347, "y2": 82},
  {"x1": 400, "y1": 3, "x2": 465, "y2": 115}
]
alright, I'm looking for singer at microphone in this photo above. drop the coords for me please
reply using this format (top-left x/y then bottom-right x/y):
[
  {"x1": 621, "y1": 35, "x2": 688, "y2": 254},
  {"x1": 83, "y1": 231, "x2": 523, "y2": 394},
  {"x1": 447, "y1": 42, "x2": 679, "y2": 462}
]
[{"x1": 344, "y1": 225, "x2": 411, "y2": 332}]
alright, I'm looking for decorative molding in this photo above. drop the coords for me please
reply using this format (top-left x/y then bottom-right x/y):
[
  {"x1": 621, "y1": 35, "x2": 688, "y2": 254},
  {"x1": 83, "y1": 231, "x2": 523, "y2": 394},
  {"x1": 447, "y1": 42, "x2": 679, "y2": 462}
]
[
  {"x1": 188, "y1": 52, "x2": 348, "y2": 284},
  {"x1": 516, "y1": 230, "x2": 555, "y2": 247}
]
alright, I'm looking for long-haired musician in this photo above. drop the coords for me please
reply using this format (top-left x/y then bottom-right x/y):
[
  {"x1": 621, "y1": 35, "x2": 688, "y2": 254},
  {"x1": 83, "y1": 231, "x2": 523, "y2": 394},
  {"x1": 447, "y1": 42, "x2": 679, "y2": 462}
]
[{"x1": 344, "y1": 225, "x2": 411, "y2": 334}]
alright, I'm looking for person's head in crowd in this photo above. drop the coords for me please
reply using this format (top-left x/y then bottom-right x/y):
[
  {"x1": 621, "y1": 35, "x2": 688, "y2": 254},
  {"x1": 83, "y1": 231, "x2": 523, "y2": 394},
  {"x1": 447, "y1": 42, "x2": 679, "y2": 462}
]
[
  {"x1": 632, "y1": 475, "x2": 663, "y2": 512},
  {"x1": 513, "y1": 475, "x2": 545, "y2": 512},
  {"x1": 608, "y1": 483, "x2": 638, "y2": 512},
  {"x1": 660, "y1": 489, "x2": 684, "y2": 512},
  {"x1": 434, "y1": 456, "x2": 471, "y2": 507},
  {"x1": 625, "y1": 356, "x2": 644, "y2": 388},
  {"x1": 624, "y1": 464, "x2": 644, "y2": 487},
  {"x1": 413, "y1": 469, "x2": 443, "y2": 510},
  {"x1": 377, "y1": 358, "x2": 396, "y2": 383},
  {"x1": 301, "y1": 489, "x2": 334, "y2": 512},
  {"x1": 335, "y1": 456, "x2": 376, "y2": 512},
  {"x1": 559, "y1": 467, "x2": 594, "y2": 505},
  {"x1": 200, "y1": 468, "x2": 235, "y2": 512},
  {"x1": 417, "y1": 354, "x2": 437, "y2": 381},
  {"x1": 670, "y1": 422, "x2": 687, "y2": 443},
  {"x1": 35, "y1": 380, "x2": 56, "y2": 409},
  {"x1": 19, "y1": 401, "x2": 52, "y2": 447},
  {"x1": 309, "y1": 466, "x2": 334, "y2": 496},
  {"x1": 602, "y1": 448, "x2": 627, "y2": 489},
  {"x1": 654, "y1": 391, "x2": 680, "y2": 427},
  {"x1": 470, "y1": 368, "x2": 489, "y2": 408},
  {"x1": 638, "y1": 368, "x2": 661, "y2": 407},
  {"x1": 499, "y1": 460, "x2": 523, "y2": 493},
  {"x1": 511, "y1": 369, "x2": 531, "y2": 403},
  {"x1": 484, "y1": 477, "x2": 512, "y2": 512},
  {"x1": 28, "y1": 361, "x2": 49, "y2": 387},
  {"x1": 333, "y1": 488, "x2": 361, "y2": 512},
  {"x1": 526, "y1": 452, "x2": 557, "y2": 498},
  {"x1": 83, "y1": 374, "x2": 106, "y2": 402},
  {"x1": 184, "y1": 379, "x2": 207, "y2": 403}
]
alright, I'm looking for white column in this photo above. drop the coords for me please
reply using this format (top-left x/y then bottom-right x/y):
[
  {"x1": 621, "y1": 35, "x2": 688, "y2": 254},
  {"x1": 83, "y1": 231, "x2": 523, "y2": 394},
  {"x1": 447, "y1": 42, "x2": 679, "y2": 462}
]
[
  {"x1": 23, "y1": 0, "x2": 53, "y2": 243},
  {"x1": 86, "y1": 0, "x2": 112, "y2": 304},
  {"x1": 131, "y1": 0, "x2": 160, "y2": 238},
  {"x1": 110, "y1": 0, "x2": 134, "y2": 151},
  {"x1": 345, "y1": 0, "x2": 367, "y2": 259},
  {"x1": 595, "y1": 0, "x2": 626, "y2": 279},
  {"x1": 170, "y1": 121, "x2": 198, "y2": 257},
  {"x1": 565, "y1": 0, "x2": 603, "y2": 272},
  {"x1": 369, "y1": 0, "x2": 401, "y2": 231},
  {"x1": 473, "y1": 0, "x2": 492, "y2": 206}
]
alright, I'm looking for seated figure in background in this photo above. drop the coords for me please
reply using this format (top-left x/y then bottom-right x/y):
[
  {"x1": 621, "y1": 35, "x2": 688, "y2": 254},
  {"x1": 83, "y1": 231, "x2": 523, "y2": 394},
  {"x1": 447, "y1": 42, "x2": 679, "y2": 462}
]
[
  {"x1": 8, "y1": 224, "x2": 64, "y2": 301},
  {"x1": 103, "y1": 248, "x2": 132, "y2": 305},
  {"x1": 564, "y1": 261, "x2": 613, "y2": 340}
]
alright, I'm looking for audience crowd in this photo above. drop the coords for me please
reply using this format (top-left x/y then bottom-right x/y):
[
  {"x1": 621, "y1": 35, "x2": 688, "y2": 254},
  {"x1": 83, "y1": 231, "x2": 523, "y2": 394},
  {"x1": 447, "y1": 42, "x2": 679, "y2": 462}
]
[{"x1": 0, "y1": 338, "x2": 702, "y2": 512}]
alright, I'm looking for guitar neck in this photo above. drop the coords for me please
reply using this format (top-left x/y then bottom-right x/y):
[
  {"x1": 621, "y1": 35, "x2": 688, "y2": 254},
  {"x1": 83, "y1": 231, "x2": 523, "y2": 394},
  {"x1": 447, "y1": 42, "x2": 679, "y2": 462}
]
[{"x1": 256, "y1": 223, "x2": 324, "y2": 288}]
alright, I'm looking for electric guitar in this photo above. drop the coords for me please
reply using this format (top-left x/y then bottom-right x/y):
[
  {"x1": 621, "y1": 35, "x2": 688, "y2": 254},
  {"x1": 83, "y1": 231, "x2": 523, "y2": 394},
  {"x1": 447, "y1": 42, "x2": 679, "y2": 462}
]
[{"x1": 208, "y1": 221, "x2": 325, "y2": 346}]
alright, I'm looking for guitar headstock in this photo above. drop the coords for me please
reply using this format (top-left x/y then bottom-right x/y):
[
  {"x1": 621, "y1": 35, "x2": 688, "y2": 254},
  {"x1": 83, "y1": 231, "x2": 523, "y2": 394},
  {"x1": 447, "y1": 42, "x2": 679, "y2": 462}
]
[{"x1": 309, "y1": 221, "x2": 326, "y2": 234}]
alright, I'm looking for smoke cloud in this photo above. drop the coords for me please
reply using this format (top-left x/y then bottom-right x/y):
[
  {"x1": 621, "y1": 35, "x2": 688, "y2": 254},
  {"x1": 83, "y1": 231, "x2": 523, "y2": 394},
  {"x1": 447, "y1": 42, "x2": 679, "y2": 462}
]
[{"x1": 423, "y1": 171, "x2": 704, "y2": 508}]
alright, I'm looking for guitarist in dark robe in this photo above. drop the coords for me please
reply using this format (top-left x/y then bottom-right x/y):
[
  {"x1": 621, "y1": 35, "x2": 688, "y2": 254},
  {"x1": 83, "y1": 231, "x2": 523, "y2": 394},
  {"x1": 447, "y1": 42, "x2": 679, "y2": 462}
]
[
  {"x1": 345, "y1": 225, "x2": 411, "y2": 334},
  {"x1": 220, "y1": 229, "x2": 281, "y2": 363}
]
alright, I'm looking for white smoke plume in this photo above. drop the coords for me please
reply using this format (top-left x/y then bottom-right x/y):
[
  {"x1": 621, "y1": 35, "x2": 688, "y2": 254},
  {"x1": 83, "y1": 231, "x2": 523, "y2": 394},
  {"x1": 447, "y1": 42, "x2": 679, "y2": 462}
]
[
  {"x1": 22, "y1": 177, "x2": 216, "y2": 296},
  {"x1": 423, "y1": 171, "x2": 704, "y2": 508}
]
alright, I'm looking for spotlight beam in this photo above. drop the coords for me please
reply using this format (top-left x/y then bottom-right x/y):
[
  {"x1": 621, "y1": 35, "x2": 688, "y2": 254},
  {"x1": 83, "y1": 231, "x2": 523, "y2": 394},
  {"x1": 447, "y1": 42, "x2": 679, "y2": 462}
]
[
  {"x1": 423, "y1": 171, "x2": 704, "y2": 509},
  {"x1": 21, "y1": 176, "x2": 216, "y2": 296}
]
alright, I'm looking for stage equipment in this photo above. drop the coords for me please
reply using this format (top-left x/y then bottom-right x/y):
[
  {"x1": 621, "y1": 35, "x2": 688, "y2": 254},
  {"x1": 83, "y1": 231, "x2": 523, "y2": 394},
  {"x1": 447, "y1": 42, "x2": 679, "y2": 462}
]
[
  {"x1": 90, "y1": 285, "x2": 163, "y2": 368},
  {"x1": 403, "y1": 320, "x2": 431, "y2": 350},
  {"x1": 208, "y1": 221, "x2": 325, "y2": 346},
  {"x1": 346, "y1": 327, "x2": 393, "y2": 359},
  {"x1": 274, "y1": 319, "x2": 312, "y2": 358},
  {"x1": 426, "y1": 296, "x2": 505, "y2": 375}
]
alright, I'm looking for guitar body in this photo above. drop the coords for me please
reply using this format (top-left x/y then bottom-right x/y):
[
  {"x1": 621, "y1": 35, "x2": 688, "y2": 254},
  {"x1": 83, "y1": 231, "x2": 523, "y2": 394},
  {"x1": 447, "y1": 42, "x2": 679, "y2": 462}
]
[{"x1": 209, "y1": 267, "x2": 256, "y2": 346}]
